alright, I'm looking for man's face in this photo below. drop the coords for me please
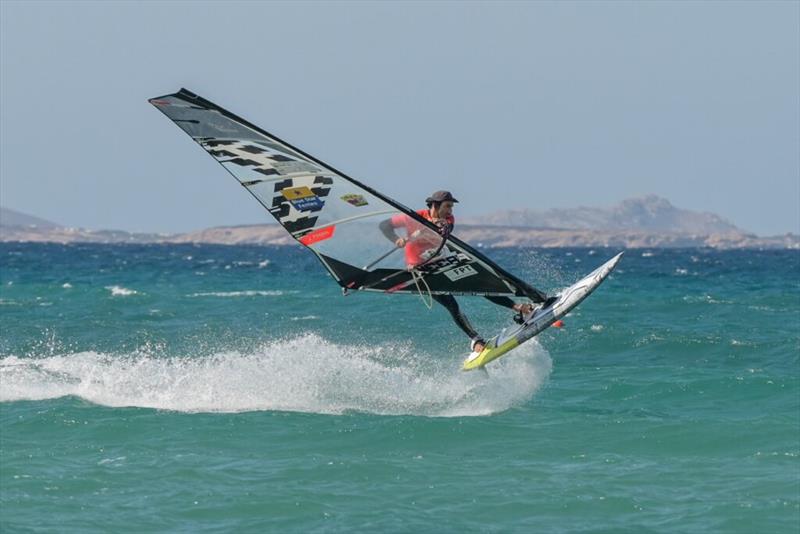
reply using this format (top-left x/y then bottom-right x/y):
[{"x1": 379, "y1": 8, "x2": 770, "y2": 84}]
[{"x1": 437, "y1": 201, "x2": 454, "y2": 218}]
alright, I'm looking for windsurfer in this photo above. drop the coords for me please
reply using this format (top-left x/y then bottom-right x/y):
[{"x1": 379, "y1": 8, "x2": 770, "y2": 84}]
[{"x1": 380, "y1": 190, "x2": 533, "y2": 353}]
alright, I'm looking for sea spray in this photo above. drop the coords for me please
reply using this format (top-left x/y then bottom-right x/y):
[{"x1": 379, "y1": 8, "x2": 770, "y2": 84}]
[{"x1": 0, "y1": 334, "x2": 552, "y2": 417}]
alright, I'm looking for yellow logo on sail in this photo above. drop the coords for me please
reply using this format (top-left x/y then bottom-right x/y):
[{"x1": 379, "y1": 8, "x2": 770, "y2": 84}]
[{"x1": 281, "y1": 186, "x2": 315, "y2": 200}]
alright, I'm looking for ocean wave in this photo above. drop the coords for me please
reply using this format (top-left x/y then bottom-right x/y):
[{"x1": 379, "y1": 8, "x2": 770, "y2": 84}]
[
  {"x1": 0, "y1": 334, "x2": 551, "y2": 417},
  {"x1": 290, "y1": 315, "x2": 319, "y2": 321},
  {"x1": 186, "y1": 290, "x2": 294, "y2": 298},
  {"x1": 682, "y1": 294, "x2": 732, "y2": 305},
  {"x1": 105, "y1": 285, "x2": 138, "y2": 297}
]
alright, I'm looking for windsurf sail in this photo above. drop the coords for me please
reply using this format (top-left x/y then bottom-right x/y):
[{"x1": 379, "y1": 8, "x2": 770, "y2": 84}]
[{"x1": 149, "y1": 88, "x2": 547, "y2": 301}]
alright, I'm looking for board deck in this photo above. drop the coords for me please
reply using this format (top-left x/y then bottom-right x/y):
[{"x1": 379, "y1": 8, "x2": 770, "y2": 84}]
[{"x1": 462, "y1": 252, "x2": 624, "y2": 371}]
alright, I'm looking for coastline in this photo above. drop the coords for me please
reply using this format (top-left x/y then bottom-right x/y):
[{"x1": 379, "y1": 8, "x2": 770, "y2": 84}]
[{"x1": 1, "y1": 223, "x2": 797, "y2": 249}]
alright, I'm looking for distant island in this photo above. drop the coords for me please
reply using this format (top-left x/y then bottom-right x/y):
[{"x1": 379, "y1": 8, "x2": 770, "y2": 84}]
[{"x1": 1, "y1": 196, "x2": 797, "y2": 249}]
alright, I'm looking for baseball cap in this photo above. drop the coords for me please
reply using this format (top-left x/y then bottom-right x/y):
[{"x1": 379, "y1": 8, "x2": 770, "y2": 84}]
[{"x1": 425, "y1": 190, "x2": 459, "y2": 203}]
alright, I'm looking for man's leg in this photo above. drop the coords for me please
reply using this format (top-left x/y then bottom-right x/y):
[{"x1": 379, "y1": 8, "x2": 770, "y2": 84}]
[{"x1": 431, "y1": 294, "x2": 485, "y2": 350}]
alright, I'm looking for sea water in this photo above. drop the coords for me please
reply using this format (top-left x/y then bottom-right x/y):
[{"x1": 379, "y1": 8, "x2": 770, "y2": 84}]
[{"x1": 1, "y1": 243, "x2": 798, "y2": 532}]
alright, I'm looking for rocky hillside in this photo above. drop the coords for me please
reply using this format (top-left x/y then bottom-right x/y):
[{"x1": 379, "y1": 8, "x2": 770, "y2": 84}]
[
  {"x1": 463, "y1": 195, "x2": 742, "y2": 234},
  {"x1": 0, "y1": 207, "x2": 60, "y2": 228},
  {"x1": 2, "y1": 199, "x2": 797, "y2": 249}
]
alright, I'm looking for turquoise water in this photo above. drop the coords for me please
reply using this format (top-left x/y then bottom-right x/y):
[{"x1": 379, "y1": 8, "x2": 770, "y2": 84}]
[{"x1": 1, "y1": 243, "x2": 798, "y2": 532}]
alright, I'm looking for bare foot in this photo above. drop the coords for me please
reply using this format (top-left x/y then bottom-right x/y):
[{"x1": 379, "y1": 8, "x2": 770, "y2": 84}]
[{"x1": 514, "y1": 303, "x2": 534, "y2": 315}]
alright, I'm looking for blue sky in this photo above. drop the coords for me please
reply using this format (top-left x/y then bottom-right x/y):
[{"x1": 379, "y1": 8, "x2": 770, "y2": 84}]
[{"x1": 1, "y1": 1, "x2": 798, "y2": 235}]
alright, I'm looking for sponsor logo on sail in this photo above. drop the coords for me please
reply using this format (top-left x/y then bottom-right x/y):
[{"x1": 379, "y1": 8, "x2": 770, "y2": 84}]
[
  {"x1": 341, "y1": 194, "x2": 368, "y2": 207},
  {"x1": 282, "y1": 186, "x2": 324, "y2": 212},
  {"x1": 299, "y1": 226, "x2": 335, "y2": 246},
  {"x1": 443, "y1": 264, "x2": 478, "y2": 281}
]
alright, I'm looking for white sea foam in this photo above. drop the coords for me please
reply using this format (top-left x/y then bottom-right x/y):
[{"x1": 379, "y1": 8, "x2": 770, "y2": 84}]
[
  {"x1": 105, "y1": 285, "x2": 138, "y2": 297},
  {"x1": 0, "y1": 334, "x2": 552, "y2": 417},
  {"x1": 62, "y1": 283, "x2": 73, "y2": 289},
  {"x1": 98, "y1": 456, "x2": 126, "y2": 466},
  {"x1": 682, "y1": 294, "x2": 731, "y2": 305},
  {"x1": 186, "y1": 290, "x2": 292, "y2": 298}
]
